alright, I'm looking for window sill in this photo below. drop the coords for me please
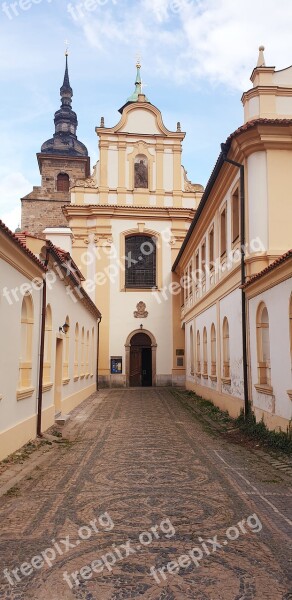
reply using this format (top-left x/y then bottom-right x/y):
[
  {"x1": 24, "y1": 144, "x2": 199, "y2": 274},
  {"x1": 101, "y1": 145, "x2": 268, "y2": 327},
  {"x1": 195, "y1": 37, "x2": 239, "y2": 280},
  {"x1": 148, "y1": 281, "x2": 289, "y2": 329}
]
[
  {"x1": 209, "y1": 375, "x2": 217, "y2": 382},
  {"x1": 42, "y1": 382, "x2": 53, "y2": 393},
  {"x1": 80, "y1": 374, "x2": 85, "y2": 379},
  {"x1": 74, "y1": 376, "x2": 79, "y2": 382},
  {"x1": 254, "y1": 384, "x2": 274, "y2": 396},
  {"x1": 123, "y1": 287, "x2": 158, "y2": 293},
  {"x1": 202, "y1": 373, "x2": 208, "y2": 379},
  {"x1": 196, "y1": 372, "x2": 201, "y2": 378},
  {"x1": 62, "y1": 378, "x2": 70, "y2": 386},
  {"x1": 222, "y1": 377, "x2": 231, "y2": 385},
  {"x1": 17, "y1": 387, "x2": 35, "y2": 401}
]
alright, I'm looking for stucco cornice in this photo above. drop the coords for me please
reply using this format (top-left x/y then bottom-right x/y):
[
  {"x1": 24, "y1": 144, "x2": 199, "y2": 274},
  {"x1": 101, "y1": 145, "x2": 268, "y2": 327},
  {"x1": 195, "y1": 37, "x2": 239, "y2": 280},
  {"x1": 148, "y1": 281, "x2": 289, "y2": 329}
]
[{"x1": 63, "y1": 204, "x2": 195, "y2": 222}]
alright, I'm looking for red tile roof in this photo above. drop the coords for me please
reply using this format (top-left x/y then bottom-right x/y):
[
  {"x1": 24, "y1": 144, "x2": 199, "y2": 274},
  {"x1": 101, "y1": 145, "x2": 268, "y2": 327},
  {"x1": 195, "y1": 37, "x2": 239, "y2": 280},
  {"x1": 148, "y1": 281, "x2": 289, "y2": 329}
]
[
  {"x1": 226, "y1": 118, "x2": 292, "y2": 144},
  {"x1": 0, "y1": 221, "x2": 46, "y2": 271},
  {"x1": 243, "y1": 250, "x2": 292, "y2": 288}
]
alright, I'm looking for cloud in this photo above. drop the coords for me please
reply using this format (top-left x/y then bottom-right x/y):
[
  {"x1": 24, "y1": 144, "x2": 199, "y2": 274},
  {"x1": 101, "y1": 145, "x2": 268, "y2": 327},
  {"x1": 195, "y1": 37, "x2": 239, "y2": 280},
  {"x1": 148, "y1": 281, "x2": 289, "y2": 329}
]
[
  {"x1": 0, "y1": 172, "x2": 32, "y2": 231},
  {"x1": 72, "y1": 0, "x2": 292, "y2": 91}
]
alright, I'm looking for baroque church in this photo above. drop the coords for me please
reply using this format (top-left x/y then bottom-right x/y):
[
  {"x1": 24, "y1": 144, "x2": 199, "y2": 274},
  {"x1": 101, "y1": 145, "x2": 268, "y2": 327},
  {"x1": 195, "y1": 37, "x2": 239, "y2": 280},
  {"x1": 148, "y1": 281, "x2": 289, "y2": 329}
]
[
  {"x1": 22, "y1": 53, "x2": 204, "y2": 389},
  {"x1": 18, "y1": 47, "x2": 292, "y2": 433}
]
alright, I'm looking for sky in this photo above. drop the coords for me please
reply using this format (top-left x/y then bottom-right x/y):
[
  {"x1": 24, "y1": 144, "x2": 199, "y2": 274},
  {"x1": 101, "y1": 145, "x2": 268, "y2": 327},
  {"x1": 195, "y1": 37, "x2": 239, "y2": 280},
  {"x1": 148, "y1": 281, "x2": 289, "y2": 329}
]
[{"x1": 0, "y1": 0, "x2": 291, "y2": 231}]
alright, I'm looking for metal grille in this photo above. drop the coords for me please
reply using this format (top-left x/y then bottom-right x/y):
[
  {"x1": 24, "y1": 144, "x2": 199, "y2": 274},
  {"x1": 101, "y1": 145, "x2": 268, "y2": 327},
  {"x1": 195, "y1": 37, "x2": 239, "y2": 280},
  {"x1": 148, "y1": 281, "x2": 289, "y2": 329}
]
[{"x1": 125, "y1": 235, "x2": 156, "y2": 288}]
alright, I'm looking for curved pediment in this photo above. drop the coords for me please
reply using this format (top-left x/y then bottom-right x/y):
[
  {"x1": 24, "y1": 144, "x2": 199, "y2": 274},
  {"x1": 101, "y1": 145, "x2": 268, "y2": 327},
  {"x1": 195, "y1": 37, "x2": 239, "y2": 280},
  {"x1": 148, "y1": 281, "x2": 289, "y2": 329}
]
[{"x1": 97, "y1": 101, "x2": 184, "y2": 139}]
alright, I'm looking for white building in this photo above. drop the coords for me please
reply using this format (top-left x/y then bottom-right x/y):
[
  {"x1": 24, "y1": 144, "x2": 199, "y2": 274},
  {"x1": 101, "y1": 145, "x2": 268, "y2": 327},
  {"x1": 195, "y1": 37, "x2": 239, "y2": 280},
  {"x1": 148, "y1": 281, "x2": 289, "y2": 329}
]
[{"x1": 0, "y1": 221, "x2": 101, "y2": 461}]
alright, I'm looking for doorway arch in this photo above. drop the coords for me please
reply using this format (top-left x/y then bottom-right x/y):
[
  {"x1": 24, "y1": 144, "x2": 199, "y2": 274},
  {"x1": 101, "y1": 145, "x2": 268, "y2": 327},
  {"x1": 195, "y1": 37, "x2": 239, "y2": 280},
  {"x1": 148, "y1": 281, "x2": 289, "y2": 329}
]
[{"x1": 125, "y1": 329, "x2": 157, "y2": 387}]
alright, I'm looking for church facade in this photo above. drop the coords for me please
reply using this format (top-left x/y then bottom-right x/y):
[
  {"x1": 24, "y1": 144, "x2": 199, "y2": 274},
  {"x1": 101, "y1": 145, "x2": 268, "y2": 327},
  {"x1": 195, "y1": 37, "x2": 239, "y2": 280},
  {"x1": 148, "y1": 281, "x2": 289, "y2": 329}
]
[
  {"x1": 33, "y1": 59, "x2": 203, "y2": 388},
  {"x1": 18, "y1": 48, "x2": 292, "y2": 431}
]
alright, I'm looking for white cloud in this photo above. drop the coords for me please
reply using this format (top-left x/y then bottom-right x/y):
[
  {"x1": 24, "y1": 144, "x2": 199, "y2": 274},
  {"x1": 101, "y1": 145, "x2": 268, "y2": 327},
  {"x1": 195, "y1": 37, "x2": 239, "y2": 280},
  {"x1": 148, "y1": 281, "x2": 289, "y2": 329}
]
[
  {"x1": 0, "y1": 172, "x2": 32, "y2": 231},
  {"x1": 74, "y1": 0, "x2": 292, "y2": 91}
]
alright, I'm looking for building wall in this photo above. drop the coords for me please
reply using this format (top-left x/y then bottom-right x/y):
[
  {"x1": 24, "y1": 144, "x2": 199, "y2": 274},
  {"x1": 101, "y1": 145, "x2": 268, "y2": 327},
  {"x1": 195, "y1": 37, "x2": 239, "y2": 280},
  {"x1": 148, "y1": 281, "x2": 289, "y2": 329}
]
[
  {"x1": 184, "y1": 288, "x2": 244, "y2": 417},
  {"x1": 0, "y1": 243, "x2": 98, "y2": 461},
  {"x1": 21, "y1": 156, "x2": 89, "y2": 235},
  {"x1": 248, "y1": 278, "x2": 292, "y2": 429}
]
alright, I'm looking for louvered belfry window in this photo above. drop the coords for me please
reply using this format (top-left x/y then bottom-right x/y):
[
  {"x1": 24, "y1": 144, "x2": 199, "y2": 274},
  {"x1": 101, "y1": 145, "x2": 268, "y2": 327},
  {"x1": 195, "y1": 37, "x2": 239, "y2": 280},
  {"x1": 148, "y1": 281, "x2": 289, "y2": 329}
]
[
  {"x1": 57, "y1": 173, "x2": 70, "y2": 192},
  {"x1": 125, "y1": 235, "x2": 156, "y2": 288}
]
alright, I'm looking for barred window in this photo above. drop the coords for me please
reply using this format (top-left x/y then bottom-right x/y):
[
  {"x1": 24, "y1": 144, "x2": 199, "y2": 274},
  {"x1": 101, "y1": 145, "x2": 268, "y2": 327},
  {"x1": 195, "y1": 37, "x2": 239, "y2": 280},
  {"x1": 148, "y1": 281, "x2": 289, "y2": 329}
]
[{"x1": 125, "y1": 235, "x2": 156, "y2": 288}]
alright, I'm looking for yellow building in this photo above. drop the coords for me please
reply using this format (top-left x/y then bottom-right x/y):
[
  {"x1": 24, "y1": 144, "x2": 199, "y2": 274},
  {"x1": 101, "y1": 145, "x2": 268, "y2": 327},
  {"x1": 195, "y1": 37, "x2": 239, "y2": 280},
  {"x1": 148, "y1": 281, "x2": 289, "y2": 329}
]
[
  {"x1": 173, "y1": 48, "x2": 292, "y2": 430},
  {"x1": 58, "y1": 61, "x2": 203, "y2": 387}
]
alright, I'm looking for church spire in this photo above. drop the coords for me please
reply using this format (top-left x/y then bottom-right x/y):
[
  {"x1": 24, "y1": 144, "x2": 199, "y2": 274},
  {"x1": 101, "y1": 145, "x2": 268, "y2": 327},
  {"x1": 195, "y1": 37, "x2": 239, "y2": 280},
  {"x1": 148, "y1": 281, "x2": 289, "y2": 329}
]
[
  {"x1": 119, "y1": 60, "x2": 150, "y2": 114},
  {"x1": 40, "y1": 52, "x2": 88, "y2": 157}
]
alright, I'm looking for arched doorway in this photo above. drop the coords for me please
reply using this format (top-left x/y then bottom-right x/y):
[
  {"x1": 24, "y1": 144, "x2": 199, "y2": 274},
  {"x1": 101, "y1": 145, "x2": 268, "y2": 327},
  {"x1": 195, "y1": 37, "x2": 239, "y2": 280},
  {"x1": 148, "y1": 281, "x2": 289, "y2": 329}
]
[{"x1": 125, "y1": 329, "x2": 157, "y2": 387}]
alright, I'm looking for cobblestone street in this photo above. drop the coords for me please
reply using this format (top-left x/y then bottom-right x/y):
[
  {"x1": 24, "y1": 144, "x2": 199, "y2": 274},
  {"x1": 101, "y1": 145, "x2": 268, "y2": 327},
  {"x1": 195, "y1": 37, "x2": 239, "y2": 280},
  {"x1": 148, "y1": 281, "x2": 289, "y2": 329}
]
[{"x1": 0, "y1": 388, "x2": 291, "y2": 600}]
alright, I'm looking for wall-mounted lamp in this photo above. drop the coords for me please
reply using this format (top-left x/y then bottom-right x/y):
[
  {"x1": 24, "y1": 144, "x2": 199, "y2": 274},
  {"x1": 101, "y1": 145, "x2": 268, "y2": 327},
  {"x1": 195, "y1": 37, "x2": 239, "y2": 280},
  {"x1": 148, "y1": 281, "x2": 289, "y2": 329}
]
[
  {"x1": 140, "y1": 323, "x2": 143, "y2": 329},
  {"x1": 59, "y1": 322, "x2": 70, "y2": 334}
]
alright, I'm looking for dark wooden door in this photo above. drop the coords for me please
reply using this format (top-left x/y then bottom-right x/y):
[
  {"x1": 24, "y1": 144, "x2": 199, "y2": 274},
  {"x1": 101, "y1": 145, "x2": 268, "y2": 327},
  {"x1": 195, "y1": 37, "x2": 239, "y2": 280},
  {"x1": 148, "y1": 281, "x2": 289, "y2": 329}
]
[
  {"x1": 130, "y1": 347, "x2": 142, "y2": 387},
  {"x1": 142, "y1": 348, "x2": 152, "y2": 386}
]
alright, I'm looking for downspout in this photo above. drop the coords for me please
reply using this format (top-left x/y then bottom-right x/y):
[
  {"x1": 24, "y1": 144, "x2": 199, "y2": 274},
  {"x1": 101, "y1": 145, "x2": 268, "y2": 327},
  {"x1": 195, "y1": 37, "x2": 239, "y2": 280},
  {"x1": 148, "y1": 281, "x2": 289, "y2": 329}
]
[
  {"x1": 37, "y1": 248, "x2": 50, "y2": 437},
  {"x1": 221, "y1": 146, "x2": 250, "y2": 419},
  {"x1": 96, "y1": 316, "x2": 102, "y2": 391}
]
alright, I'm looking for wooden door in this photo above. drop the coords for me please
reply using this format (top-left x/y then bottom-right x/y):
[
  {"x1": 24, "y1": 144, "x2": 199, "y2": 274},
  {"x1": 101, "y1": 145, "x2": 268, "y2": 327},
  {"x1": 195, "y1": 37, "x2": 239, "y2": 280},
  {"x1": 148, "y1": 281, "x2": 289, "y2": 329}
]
[{"x1": 130, "y1": 347, "x2": 142, "y2": 387}]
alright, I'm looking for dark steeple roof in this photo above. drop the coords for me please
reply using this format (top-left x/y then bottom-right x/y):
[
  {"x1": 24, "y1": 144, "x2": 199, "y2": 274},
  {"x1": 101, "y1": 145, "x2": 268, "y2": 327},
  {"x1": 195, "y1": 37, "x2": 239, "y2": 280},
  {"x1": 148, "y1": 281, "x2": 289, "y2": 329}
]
[{"x1": 41, "y1": 53, "x2": 88, "y2": 157}]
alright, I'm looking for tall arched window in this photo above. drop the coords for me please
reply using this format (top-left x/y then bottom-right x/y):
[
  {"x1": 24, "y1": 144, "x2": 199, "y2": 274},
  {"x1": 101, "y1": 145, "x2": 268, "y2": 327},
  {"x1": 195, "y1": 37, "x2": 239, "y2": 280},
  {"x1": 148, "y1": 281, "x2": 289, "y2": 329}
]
[
  {"x1": 125, "y1": 235, "x2": 156, "y2": 288},
  {"x1": 57, "y1": 173, "x2": 70, "y2": 192},
  {"x1": 19, "y1": 293, "x2": 34, "y2": 392},
  {"x1": 43, "y1": 304, "x2": 52, "y2": 386},
  {"x1": 91, "y1": 327, "x2": 95, "y2": 376},
  {"x1": 211, "y1": 323, "x2": 217, "y2": 377},
  {"x1": 196, "y1": 331, "x2": 201, "y2": 374},
  {"x1": 134, "y1": 154, "x2": 148, "y2": 188},
  {"x1": 222, "y1": 317, "x2": 230, "y2": 379},
  {"x1": 256, "y1": 303, "x2": 271, "y2": 386},
  {"x1": 190, "y1": 326, "x2": 194, "y2": 375},
  {"x1": 62, "y1": 316, "x2": 70, "y2": 382},
  {"x1": 81, "y1": 327, "x2": 85, "y2": 378},
  {"x1": 74, "y1": 323, "x2": 79, "y2": 380},
  {"x1": 86, "y1": 331, "x2": 90, "y2": 376},
  {"x1": 203, "y1": 327, "x2": 208, "y2": 376}
]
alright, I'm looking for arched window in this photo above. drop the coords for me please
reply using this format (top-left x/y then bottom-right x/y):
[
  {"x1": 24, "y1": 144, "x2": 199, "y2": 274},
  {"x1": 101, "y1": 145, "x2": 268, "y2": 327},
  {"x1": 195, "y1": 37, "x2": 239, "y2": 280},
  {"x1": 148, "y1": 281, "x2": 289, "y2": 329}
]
[
  {"x1": 86, "y1": 331, "x2": 90, "y2": 376},
  {"x1": 211, "y1": 323, "x2": 216, "y2": 377},
  {"x1": 256, "y1": 303, "x2": 271, "y2": 386},
  {"x1": 81, "y1": 327, "x2": 85, "y2": 377},
  {"x1": 134, "y1": 154, "x2": 148, "y2": 188},
  {"x1": 91, "y1": 327, "x2": 95, "y2": 376},
  {"x1": 19, "y1": 294, "x2": 34, "y2": 391},
  {"x1": 57, "y1": 173, "x2": 70, "y2": 192},
  {"x1": 222, "y1": 317, "x2": 230, "y2": 379},
  {"x1": 62, "y1": 316, "x2": 70, "y2": 382},
  {"x1": 190, "y1": 326, "x2": 194, "y2": 375},
  {"x1": 74, "y1": 323, "x2": 79, "y2": 379},
  {"x1": 43, "y1": 304, "x2": 52, "y2": 386},
  {"x1": 125, "y1": 235, "x2": 156, "y2": 288},
  {"x1": 196, "y1": 331, "x2": 201, "y2": 374},
  {"x1": 203, "y1": 327, "x2": 208, "y2": 376}
]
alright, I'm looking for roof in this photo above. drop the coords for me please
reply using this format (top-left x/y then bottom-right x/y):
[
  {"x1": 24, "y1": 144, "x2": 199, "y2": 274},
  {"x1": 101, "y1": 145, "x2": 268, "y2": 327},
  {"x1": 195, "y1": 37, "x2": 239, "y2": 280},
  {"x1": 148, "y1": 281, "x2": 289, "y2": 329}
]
[
  {"x1": 11, "y1": 227, "x2": 101, "y2": 319},
  {"x1": 0, "y1": 220, "x2": 46, "y2": 271},
  {"x1": 172, "y1": 118, "x2": 292, "y2": 272},
  {"x1": 243, "y1": 250, "x2": 292, "y2": 288}
]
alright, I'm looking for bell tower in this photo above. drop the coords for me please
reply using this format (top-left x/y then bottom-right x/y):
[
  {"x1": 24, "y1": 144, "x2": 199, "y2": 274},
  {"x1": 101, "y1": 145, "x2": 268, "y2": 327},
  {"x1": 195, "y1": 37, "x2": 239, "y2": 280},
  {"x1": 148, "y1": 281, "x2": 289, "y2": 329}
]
[{"x1": 21, "y1": 52, "x2": 90, "y2": 235}]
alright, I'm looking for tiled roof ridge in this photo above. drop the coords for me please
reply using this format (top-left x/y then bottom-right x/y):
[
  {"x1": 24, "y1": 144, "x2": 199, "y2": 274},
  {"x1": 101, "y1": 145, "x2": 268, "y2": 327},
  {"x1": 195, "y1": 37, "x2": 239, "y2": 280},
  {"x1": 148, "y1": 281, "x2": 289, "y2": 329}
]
[
  {"x1": 0, "y1": 220, "x2": 46, "y2": 271},
  {"x1": 243, "y1": 250, "x2": 292, "y2": 288}
]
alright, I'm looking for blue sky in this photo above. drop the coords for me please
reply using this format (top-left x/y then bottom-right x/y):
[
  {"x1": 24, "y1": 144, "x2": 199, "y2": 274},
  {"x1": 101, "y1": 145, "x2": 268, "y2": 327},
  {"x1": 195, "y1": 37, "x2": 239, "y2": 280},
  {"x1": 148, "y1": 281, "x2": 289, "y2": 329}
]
[{"x1": 0, "y1": 0, "x2": 291, "y2": 230}]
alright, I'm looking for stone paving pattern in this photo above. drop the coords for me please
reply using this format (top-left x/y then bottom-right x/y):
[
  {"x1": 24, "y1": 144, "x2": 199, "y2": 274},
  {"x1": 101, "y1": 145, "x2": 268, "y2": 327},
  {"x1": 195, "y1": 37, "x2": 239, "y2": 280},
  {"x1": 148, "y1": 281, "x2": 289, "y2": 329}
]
[{"x1": 0, "y1": 388, "x2": 291, "y2": 599}]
